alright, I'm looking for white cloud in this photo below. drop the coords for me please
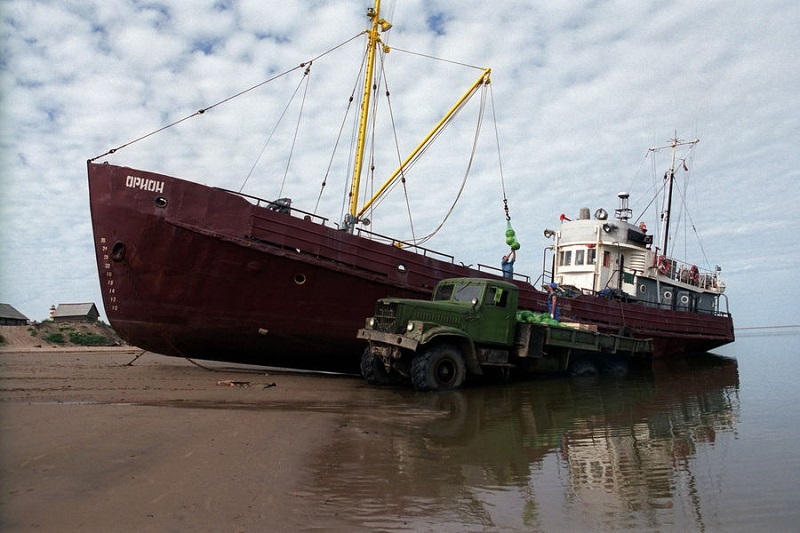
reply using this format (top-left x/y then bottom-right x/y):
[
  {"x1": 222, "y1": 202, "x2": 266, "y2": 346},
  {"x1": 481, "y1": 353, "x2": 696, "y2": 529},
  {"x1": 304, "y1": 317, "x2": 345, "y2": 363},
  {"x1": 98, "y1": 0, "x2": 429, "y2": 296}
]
[{"x1": 1, "y1": 0, "x2": 799, "y2": 329}]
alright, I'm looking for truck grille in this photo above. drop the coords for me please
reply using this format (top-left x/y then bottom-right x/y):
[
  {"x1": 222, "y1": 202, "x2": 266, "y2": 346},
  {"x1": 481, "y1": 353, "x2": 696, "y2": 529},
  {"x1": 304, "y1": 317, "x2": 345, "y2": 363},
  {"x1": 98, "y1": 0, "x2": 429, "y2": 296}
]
[{"x1": 373, "y1": 301, "x2": 398, "y2": 332}]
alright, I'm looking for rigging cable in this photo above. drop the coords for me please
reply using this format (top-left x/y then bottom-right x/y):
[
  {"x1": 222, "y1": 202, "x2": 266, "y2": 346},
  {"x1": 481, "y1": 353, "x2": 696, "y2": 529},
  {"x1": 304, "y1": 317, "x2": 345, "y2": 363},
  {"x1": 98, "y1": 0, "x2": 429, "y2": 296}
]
[
  {"x1": 642, "y1": 141, "x2": 713, "y2": 268},
  {"x1": 277, "y1": 63, "x2": 312, "y2": 199},
  {"x1": 390, "y1": 46, "x2": 487, "y2": 72},
  {"x1": 632, "y1": 149, "x2": 667, "y2": 227},
  {"x1": 239, "y1": 63, "x2": 311, "y2": 193},
  {"x1": 671, "y1": 152, "x2": 713, "y2": 268},
  {"x1": 337, "y1": 48, "x2": 370, "y2": 224},
  {"x1": 376, "y1": 47, "x2": 417, "y2": 243},
  {"x1": 357, "y1": 46, "x2": 491, "y2": 222},
  {"x1": 89, "y1": 32, "x2": 365, "y2": 162},
  {"x1": 363, "y1": 81, "x2": 477, "y2": 215},
  {"x1": 364, "y1": 47, "x2": 384, "y2": 234},
  {"x1": 314, "y1": 64, "x2": 361, "y2": 215}
]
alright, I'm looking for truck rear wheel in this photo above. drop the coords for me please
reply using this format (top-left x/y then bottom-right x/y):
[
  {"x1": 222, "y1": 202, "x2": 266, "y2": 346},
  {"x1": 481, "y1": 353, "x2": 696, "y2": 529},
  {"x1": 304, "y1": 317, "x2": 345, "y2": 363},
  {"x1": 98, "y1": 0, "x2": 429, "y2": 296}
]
[
  {"x1": 411, "y1": 345, "x2": 466, "y2": 391},
  {"x1": 360, "y1": 348, "x2": 396, "y2": 386},
  {"x1": 601, "y1": 358, "x2": 629, "y2": 378},
  {"x1": 569, "y1": 358, "x2": 599, "y2": 378}
]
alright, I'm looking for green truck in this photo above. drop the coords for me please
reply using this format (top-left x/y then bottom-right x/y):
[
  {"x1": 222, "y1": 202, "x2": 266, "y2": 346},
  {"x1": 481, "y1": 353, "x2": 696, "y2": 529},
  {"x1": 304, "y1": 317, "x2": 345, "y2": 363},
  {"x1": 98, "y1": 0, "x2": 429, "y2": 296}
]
[{"x1": 357, "y1": 277, "x2": 652, "y2": 391}]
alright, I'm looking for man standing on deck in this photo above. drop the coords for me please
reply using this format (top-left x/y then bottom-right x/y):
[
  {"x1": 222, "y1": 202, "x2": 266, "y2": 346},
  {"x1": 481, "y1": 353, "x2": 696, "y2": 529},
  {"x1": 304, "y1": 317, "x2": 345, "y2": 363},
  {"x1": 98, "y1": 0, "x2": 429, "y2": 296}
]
[
  {"x1": 547, "y1": 282, "x2": 560, "y2": 320},
  {"x1": 501, "y1": 249, "x2": 516, "y2": 279}
]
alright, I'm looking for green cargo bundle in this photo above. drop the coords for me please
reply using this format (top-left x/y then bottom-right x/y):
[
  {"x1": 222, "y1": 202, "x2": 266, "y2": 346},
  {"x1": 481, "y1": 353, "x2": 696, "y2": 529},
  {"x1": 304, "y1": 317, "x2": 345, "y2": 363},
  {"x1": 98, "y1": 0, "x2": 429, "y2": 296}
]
[
  {"x1": 516, "y1": 310, "x2": 568, "y2": 328},
  {"x1": 505, "y1": 222, "x2": 521, "y2": 250}
]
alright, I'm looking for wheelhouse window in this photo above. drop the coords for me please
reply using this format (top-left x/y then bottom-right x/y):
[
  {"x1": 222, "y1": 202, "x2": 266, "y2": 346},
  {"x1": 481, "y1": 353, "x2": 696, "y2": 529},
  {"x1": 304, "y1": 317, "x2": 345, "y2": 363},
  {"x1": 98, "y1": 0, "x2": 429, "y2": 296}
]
[
  {"x1": 587, "y1": 248, "x2": 597, "y2": 265},
  {"x1": 559, "y1": 250, "x2": 572, "y2": 266},
  {"x1": 603, "y1": 251, "x2": 611, "y2": 267},
  {"x1": 575, "y1": 249, "x2": 585, "y2": 265}
]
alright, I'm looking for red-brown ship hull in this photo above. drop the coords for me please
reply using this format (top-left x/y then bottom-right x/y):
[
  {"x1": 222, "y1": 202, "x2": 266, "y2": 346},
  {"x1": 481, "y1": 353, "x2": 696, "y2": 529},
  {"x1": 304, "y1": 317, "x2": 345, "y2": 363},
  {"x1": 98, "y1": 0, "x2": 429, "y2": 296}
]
[{"x1": 88, "y1": 162, "x2": 733, "y2": 373}]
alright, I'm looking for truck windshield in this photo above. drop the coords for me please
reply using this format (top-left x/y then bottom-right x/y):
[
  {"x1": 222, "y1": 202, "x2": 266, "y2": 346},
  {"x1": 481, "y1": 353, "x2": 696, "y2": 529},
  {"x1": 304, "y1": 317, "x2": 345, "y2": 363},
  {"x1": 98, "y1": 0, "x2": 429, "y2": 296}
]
[
  {"x1": 433, "y1": 284, "x2": 454, "y2": 301},
  {"x1": 452, "y1": 283, "x2": 483, "y2": 303},
  {"x1": 433, "y1": 282, "x2": 484, "y2": 303}
]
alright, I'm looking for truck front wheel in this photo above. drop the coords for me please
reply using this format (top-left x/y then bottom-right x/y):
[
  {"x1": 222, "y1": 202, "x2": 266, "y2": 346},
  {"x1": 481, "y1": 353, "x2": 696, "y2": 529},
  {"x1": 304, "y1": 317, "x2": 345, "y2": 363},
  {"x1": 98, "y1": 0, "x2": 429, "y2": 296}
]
[
  {"x1": 361, "y1": 348, "x2": 396, "y2": 386},
  {"x1": 411, "y1": 345, "x2": 467, "y2": 391}
]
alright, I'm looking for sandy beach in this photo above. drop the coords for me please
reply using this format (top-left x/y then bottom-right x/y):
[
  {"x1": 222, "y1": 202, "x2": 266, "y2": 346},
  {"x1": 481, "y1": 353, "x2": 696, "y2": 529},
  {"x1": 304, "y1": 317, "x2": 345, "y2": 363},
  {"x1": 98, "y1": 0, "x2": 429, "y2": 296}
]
[{"x1": 0, "y1": 346, "x2": 373, "y2": 532}]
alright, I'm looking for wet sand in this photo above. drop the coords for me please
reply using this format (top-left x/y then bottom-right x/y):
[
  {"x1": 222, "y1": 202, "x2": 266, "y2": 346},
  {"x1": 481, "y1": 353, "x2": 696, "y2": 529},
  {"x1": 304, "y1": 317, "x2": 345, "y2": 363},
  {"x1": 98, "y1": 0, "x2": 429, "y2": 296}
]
[{"x1": 0, "y1": 348, "x2": 369, "y2": 532}]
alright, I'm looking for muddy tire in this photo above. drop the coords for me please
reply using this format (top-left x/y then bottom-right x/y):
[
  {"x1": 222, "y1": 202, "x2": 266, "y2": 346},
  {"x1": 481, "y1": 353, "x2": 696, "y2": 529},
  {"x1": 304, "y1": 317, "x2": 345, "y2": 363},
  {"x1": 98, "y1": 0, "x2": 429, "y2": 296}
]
[
  {"x1": 411, "y1": 344, "x2": 466, "y2": 391},
  {"x1": 360, "y1": 348, "x2": 395, "y2": 386}
]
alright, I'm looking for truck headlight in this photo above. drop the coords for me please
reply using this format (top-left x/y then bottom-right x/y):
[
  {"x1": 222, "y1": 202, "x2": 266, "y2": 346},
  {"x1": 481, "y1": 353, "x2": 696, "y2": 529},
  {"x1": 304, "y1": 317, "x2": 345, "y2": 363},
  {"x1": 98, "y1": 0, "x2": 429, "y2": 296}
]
[
  {"x1": 368, "y1": 317, "x2": 376, "y2": 328},
  {"x1": 406, "y1": 321, "x2": 415, "y2": 332}
]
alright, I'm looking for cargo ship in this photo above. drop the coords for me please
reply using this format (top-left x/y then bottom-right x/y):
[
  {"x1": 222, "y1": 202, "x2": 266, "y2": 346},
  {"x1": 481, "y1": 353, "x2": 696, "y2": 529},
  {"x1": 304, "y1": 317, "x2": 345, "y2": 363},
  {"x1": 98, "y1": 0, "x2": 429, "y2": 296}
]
[{"x1": 87, "y1": 1, "x2": 733, "y2": 372}]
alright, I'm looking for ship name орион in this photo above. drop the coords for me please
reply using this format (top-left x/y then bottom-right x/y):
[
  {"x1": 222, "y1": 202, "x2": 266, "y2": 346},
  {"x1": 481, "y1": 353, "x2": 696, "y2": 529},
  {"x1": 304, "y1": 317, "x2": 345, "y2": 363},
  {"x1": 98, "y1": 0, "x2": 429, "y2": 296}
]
[{"x1": 126, "y1": 175, "x2": 165, "y2": 194}]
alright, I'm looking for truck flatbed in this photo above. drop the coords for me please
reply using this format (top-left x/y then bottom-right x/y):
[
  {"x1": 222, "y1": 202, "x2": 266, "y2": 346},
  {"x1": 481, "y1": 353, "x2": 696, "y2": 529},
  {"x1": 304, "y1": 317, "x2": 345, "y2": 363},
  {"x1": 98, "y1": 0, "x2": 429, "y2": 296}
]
[{"x1": 516, "y1": 322, "x2": 653, "y2": 359}]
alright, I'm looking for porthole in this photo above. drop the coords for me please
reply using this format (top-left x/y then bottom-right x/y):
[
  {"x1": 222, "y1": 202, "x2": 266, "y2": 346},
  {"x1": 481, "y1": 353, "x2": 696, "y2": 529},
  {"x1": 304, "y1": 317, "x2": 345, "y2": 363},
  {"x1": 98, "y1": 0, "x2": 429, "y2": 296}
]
[
  {"x1": 638, "y1": 284, "x2": 647, "y2": 294},
  {"x1": 663, "y1": 291, "x2": 673, "y2": 300},
  {"x1": 680, "y1": 295, "x2": 691, "y2": 305},
  {"x1": 111, "y1": 242, "x2": 126, "y2": 262},
  {"x1": 154, "y1": 197, "x2": 168, "y2": 208},
  {"x1": 293, "y1": 273, "x2": 307, "y2": 285},
  {"x1": 397, "y1": 264, "x2": 407, "y2": 273}
]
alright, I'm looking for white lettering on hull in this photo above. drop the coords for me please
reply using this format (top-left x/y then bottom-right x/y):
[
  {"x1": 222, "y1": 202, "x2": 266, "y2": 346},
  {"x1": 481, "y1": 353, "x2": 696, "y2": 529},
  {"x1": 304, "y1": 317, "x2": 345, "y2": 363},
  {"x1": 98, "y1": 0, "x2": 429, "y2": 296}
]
[{"x1": 126, "y1": 175, "x2": 165, "y2": 194}]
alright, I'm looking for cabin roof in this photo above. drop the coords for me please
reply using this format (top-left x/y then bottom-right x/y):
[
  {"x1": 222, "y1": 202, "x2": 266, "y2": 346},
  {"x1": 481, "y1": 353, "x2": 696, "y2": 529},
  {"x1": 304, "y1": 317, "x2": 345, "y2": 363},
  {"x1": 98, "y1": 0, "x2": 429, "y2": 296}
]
[
  {"x1": 0, "y1": 303, "x2": 29, "y2": 321},
  {"x1": 54, "y1": 303, "x2": 99, "y2": 318}
]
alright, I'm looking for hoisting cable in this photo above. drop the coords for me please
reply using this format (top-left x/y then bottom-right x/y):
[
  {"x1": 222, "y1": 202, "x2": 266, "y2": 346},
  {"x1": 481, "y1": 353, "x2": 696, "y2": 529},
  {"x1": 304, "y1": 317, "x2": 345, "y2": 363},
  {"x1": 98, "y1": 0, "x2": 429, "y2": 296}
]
[
  {"x1": 489, "y1": 85, "x2": 519, "y2": 251},
  {"x1": 89, "y1": 32, "x2": 365, "y2": 162},
  {"x1": 409, "y1": 82, "x2": 489, "y2": 246},
  {"x1": 491, "y1": 90, "x2": 510, "y2": 223}
]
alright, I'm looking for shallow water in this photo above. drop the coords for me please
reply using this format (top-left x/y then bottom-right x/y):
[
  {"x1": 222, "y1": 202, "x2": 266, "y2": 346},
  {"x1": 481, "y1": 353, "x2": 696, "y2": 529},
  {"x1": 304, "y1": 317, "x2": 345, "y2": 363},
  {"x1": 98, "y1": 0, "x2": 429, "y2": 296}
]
[{"x1": 295, "y1": 332, "x2": 799, "y2": 532}]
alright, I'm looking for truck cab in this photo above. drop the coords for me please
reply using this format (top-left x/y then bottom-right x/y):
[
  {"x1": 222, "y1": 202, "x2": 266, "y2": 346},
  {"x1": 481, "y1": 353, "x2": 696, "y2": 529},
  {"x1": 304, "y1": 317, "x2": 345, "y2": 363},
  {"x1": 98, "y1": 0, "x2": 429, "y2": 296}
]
[
  {"x1": 430, "y1": 278, "x2": 518, "y2": 347},
  {"x1": 358, "y1": 278, "x2": 519, "y2": 390}
]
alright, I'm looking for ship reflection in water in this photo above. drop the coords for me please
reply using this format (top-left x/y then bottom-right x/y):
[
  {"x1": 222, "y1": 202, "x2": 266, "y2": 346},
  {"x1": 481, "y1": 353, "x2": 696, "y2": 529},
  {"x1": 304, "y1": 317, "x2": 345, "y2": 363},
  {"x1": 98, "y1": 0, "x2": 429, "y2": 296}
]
[{"x1": 301, "y1": 353, "x2": 739, "y2": 532}]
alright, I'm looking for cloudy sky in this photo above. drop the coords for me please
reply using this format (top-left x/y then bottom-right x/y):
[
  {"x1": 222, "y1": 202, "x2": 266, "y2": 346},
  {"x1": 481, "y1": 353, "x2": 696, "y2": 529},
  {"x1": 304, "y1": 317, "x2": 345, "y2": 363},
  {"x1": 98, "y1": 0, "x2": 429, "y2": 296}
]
[{"x1": 1, "y1": 0, "x2": 798, "y2": 333}]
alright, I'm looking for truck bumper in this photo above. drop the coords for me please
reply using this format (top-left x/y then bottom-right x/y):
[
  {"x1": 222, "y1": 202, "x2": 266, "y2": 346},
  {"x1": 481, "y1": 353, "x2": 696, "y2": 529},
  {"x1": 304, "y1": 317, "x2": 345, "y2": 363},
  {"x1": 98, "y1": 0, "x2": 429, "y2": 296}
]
[{"x1": 357, "y1": 329, "x2": 420, "y2": 352}]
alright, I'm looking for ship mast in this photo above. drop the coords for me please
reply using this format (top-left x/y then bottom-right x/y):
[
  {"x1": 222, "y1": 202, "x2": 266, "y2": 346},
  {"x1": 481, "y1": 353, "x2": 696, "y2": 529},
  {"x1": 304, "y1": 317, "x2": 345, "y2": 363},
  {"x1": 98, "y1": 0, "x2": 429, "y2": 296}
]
[
  {"x1": 649, "y1": 134, "x2": 699, "y2": 258},
  {"x1": 344, "y1": 0, "x2": 392, "y2": 233},
  {"x1": 343, "y1": 0, "x2": 491, "y2": 233}
]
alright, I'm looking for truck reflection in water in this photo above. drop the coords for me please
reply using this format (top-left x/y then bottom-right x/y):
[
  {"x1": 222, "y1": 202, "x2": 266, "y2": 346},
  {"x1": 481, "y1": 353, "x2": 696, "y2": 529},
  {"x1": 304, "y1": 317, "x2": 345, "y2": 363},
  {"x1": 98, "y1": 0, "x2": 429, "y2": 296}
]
[{"x1": 304, "y1": 353, "x2": 739, "y2": 532}]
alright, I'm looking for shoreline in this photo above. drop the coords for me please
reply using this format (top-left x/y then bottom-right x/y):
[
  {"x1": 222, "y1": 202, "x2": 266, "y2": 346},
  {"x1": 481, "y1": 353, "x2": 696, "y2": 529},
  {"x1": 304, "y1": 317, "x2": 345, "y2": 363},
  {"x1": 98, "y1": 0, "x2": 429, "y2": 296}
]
[{"x1": 0, "y1": 348, "x2": 366, "y2": 531}]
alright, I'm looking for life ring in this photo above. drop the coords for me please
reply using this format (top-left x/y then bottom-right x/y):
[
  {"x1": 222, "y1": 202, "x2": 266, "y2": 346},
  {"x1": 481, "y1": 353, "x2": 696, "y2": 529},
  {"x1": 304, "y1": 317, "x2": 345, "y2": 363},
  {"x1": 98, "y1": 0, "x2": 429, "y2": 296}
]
[
  {"x1": 689, "y1": 265, "x2": 699, "y2": 283},
  {"x1": 657, "y1": 256, "x2": 671, "y2": 275}
]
